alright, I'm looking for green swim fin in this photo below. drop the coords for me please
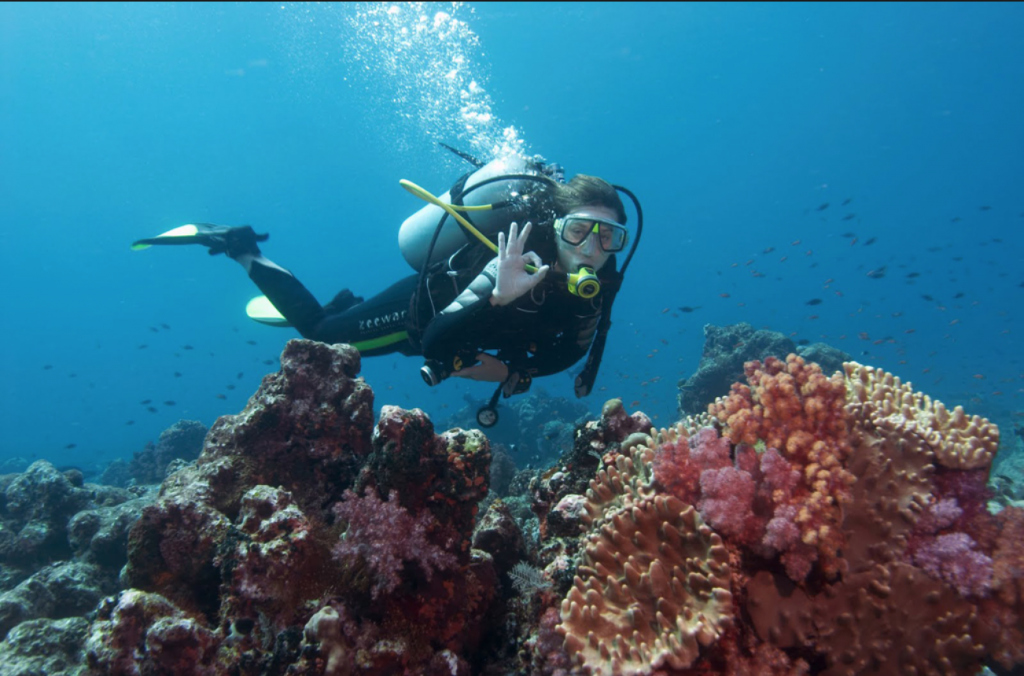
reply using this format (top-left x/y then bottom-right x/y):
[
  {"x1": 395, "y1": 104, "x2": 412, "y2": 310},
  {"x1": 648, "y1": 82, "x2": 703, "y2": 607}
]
[
  {"x1": 244, "y1": 289, "x2": 363, "y2": 328},
  {"x1": 246, "y1": 296, "x2": 291, "y2": 327},
  {"x1": 131, "y1": 223, "x2": 268, "y2": 256}
]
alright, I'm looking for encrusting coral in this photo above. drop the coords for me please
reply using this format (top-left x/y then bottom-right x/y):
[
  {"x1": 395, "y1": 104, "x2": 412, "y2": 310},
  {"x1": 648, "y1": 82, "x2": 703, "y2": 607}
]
[{"x1": 557, "y1": 445, "x2": 733, "y2": 675}]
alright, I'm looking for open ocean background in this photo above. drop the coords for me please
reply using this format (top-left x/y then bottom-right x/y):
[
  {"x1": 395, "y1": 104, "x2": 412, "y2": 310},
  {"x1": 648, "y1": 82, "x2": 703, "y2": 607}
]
[{"x1": 1, "y1": 2, "x2": 1021, "y2": 474}]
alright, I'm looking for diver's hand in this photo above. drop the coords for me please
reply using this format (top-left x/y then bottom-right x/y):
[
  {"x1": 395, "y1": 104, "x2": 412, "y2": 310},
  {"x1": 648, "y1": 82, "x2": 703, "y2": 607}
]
[
  {"x1": 449, "y1": 353, "x2": 509, "y2": 382},
  {"x1": 491, "y1": 221, "x2": 549, "y2": 306}
]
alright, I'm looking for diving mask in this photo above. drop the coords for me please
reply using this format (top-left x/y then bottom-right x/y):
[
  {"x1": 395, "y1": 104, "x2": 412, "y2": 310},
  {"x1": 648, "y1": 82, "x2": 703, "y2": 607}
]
[{"x1": 555, "y1": 214, "x2": 629, "y2": 253}]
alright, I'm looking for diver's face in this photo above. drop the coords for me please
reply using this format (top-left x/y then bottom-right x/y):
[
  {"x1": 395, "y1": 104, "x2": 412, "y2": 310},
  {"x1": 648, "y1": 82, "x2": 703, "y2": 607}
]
[{"x1": 555, "y1": 205, "x2": 618, "y2": 273}]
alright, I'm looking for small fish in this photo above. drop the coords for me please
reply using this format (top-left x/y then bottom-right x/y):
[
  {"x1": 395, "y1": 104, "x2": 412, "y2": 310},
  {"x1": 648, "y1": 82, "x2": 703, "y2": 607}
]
[
  {"x1": 952, "y1": 256, "x2": 963, "y2": 262},
  {"x1": 65, "y1": 443, "x2": 77, "y2": 450},
  {"x1": 137, "y1": 344, "x2": 148, "y2": 349},
  {"x1": 842, "y1": 213, "x2": 856, "y2": 221},
  {"x1": 147, "y1": 406, "x2": 158, "y2": 413},
  {"x1": 797, "y1": 339, "x2": 810, "y2": 346},
  {"x1": 841, "y1": 198, "x2": 852, "y2": 206},
  {"x1": 237, "y1": 372, "x2": 244, "y2": 380},
  {"x1": 906, "y1": 272, "x2": 920, "y2": 278},
  {"x1": 43, "y1": 364, "x2": 53, "y2": 370},
  {"x1": 139, "y1": 399, "x2": 152, "y2": 405},
  {"x1": 173, "y1": 372, "x2": 182, "y2": 378},
  {"x1": 950, "y1": 217, "x2": 961, "y2": 222},
  {"x1": 791, "y1": 239, "x2": 801, "y2": 246},
  {"x1": 125, "y1": 420, "x2": 135, "y2": 426},
  {"x1": 866, "y1": 267, "x2": 886, "y2": 279},
  {"x1": 905, "y1": 329, "x2": 916, "y2": 334},
  {"x1": 979, "y1": 206, "x2": 991, "y2": 211},
  {"x1": 921, "y1": 294, "x2": 935, "y2": 302},
  {"x1": 182, "y1": 345, "x2": 194, "y2": 351},
  {"x1": 762, "y1": 246, "x2": 775, "y2": 254},
  {"x1": 719, "y1": 293, "x2": 730, "y2": 299},
  {"x1": 163, "y1": 400, "x2": 176, "y2": 406},
  {"x1": 216, "y1": 394, "x2": 227, "y2": 400},
  {"x1": 863, "y1": 237, "x2": 877, "y2": 246},
  {"x1": 817, "y1": 202, "x2": 829, "y2": 211},
  {"x1": 262, "y1": 359, "x2": 275, "y2": 365},
  {"x1": 226, "y1": 384, "x2": 236, "y2": 390},
  {"x1": 841, "y1": 232, "x2": 856, "y2": 238},
  {"x1": 973, "y1": 374, "x2": 986, "y2": 379},
  {"x1": 246, "y1": 340, "x2": 257, "y2": 346},
  {"x1": 149, "y1": 326, "x2": 159, "y2": 333},
  {"x1": 805, "y1": 298, "x2": 823, "y2": 306},
  {"x1": 678, "y1": 306, "x2": 701, "y2": 313},
  {"x1": 160, "y1": 323, "x2": 171, "y2": 330}
]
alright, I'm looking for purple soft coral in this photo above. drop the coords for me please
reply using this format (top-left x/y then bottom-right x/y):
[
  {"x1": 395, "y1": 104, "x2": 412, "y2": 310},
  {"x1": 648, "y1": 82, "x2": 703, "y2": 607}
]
[
  {"x1": 332, "y1": 488, "x2": 457, "y2": 598},
  {"x1": 913, "y1": 532, "x2": 993, "y2": 598}
]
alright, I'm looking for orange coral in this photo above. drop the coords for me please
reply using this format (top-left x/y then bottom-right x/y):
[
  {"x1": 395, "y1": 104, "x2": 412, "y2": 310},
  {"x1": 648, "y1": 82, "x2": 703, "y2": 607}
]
[{"x1": 709, "y1": 354, "x2": 855, "y2": 578}]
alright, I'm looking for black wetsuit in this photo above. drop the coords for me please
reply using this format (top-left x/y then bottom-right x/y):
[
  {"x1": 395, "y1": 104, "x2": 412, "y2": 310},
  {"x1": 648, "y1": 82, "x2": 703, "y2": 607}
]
[{"x1": 244, "y1": 233, "x2": 607, "y2": 389}]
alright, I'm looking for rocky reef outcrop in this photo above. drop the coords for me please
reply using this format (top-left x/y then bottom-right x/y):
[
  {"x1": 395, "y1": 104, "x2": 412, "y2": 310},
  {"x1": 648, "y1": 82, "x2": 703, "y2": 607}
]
[
  {"x1": 85, "y1": 339, "x2": 497, "y2": 675},
  {"x1": 677, "y1": 321, "x2": 851, "y2": 416}
]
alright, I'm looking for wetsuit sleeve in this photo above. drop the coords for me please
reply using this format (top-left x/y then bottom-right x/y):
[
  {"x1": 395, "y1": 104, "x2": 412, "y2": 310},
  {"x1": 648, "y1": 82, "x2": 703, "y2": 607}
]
[
  {"x1": 421, "y1": 259, "x2": 500, "y2": 364},
  {"x1": 422, "y1": 258, "x2": 603, "y2": 381}
]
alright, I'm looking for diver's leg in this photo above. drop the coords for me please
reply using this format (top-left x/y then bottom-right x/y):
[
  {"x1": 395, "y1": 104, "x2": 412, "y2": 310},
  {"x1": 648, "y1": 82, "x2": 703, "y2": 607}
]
[
  {"x1": 232, "y1": 251, "x2": 329, "y2": 339},
  {"x1": 309, "y1": 275, "x2": 421, "y2": 356}
]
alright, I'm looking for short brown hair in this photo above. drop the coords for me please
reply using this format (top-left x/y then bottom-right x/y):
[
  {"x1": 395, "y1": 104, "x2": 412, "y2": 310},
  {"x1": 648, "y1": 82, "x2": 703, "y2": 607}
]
[{"x1": 552, "y1": 174, "x2": 627, "y2": 223}]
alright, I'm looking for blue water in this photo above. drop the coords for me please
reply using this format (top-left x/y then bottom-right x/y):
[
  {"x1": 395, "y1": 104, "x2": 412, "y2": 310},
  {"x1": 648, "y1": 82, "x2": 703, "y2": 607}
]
[{"x1": 1, "y1": 2, "x2": 1021, "y2": 470}]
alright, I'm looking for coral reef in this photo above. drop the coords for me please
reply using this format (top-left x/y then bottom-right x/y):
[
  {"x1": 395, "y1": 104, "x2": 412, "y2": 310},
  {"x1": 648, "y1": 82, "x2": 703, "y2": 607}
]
[
  {"x1": 558, "y1": 445, "x2": 733, "y2": 675},
  {"x1": 126, "y1": 419, "x2": 208, "y2": 486},
  {"x1": 88, "y1": 339, "x2": 497, "y2": 675},
  {"x1": 708, "y1": 354, "x2": 855, "y2": 578},
  {"x1": 445, "y1": 390, "x2": 590, "y2": 467},
  {"x1": 0, "y1": 460, "x2": 156, "y2": 674},
  {"x1": 7, "y1": 337, "x2": 1017, "y2": 675},
  {"x1": 531, "y1": 355, "x2": 1019, "y2": 675},
  {"x1": 0, "y1": 616, "x2": 90, "y2": 676}
]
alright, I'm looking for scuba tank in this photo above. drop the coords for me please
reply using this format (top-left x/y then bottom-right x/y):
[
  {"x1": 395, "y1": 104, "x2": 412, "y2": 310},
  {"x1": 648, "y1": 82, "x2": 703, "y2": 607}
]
[{"x1": 398, "y1": 155, "x2": 545, "y2": 271}]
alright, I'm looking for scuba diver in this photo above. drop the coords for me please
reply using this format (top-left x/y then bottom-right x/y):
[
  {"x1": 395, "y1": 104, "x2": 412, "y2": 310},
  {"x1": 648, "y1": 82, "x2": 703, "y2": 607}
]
[{"x1": 132, "y1": 151, "x2": 642, "y2": 426}]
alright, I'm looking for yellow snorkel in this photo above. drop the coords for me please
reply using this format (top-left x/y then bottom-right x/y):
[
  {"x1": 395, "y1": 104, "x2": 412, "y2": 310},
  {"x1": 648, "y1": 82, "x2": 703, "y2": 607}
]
[{"x1": 399, "y1": 179, "x2": 600, "y2": 299}]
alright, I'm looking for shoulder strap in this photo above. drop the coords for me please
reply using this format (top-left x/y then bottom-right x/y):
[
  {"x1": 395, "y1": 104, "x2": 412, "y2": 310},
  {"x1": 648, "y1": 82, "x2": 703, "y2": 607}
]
[{"x1": 574, "y1": 270, "x2": 623, "y2": 398}]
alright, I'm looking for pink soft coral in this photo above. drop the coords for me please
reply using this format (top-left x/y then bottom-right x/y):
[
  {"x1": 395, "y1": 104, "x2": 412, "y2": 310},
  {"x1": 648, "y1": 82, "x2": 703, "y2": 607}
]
[
  {"x1": 913, "y1": 532, "x2": 993, "y2": 598},
  {"x1": 332, "y1": 488, "x2": 457, "y2": 598}
]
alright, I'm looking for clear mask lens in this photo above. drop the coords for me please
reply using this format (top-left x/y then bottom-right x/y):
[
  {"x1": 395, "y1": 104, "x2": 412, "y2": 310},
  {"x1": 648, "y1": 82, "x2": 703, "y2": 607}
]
[{"x1": 559, "y1": 216, "x2": 627, "y2": 252}]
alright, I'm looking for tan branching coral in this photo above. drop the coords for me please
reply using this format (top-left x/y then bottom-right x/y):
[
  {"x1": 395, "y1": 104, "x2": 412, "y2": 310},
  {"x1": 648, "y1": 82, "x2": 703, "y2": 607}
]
[
  {"x1": 558, "y1": 445, "x2": 734, "y2": 675},
  {"x1": 843, "y1": 362, "x2": 999, "y2": 470}
]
